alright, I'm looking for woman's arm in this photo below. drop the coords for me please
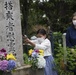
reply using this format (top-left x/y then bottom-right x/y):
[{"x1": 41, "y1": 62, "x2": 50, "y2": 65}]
[
  {"x1": 34, "y1": 39, "x2": 51, "y2": 50},
  {"x1": 24, "y1": 38, "x2": 36, "y2": 47},
  {"x1": 24, "y1": 38, "x2": 51, "y2": 50}
]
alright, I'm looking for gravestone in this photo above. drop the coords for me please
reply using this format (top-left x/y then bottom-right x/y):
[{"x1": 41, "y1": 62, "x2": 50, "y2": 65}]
[{"x1": 0, "y1": 0, "x2": 23, "y2": 65}]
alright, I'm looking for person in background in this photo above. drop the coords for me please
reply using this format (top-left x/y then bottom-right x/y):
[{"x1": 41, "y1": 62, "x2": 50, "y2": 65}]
[
  {"x1": 24, "y1": 29, "x2": 57, "y2": 75},
  {"x1": 66, "y1": 12, "x2": 76, "y2": 48},
  {"x1": 66, "y1": 12, "x2": 76, "y2": 75}
]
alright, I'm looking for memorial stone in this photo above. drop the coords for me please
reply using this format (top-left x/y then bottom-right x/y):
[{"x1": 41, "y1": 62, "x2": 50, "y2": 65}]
[{"x1": 0, "y1": 0, "x2": 23, "y2": 65}]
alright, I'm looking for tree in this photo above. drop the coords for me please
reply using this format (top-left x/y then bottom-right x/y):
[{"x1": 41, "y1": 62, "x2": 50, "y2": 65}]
[
  {"x1": 38, "y1": 0, "x2": 76, "y2": 32},
  {"x1": 20, "y1": 0, "x2": 76, "y2": 34}
]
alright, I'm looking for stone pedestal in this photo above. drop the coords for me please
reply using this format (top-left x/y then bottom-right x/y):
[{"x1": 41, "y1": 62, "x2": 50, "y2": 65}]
[
  {"x1": 3, "y1": 72, "x2": 12, "y2": 75},
  {"x1": 30, "y1": 69, "x2": 44, "y2": 75},
  {"x1": 2, "y1": 65, "x2": 44, "y2": 75}
]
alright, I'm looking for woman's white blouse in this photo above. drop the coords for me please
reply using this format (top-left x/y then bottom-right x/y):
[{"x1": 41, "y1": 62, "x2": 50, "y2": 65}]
[{"x1": 34, "y1": 38, "x2": 52, "y2": 56}]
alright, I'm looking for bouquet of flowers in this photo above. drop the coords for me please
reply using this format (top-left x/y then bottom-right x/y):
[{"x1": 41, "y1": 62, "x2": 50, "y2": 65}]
[
  {"x1": 0, "y1": 48, "x2": 16, "y2": 74},
  {"x1": 28, "y1": 49, "x2": 46, "y2": 69}
]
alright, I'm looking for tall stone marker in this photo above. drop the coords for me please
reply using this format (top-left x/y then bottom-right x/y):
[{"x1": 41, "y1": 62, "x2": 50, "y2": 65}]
[{"x1": 0, "y1": 0, "x2": 23, "y2": 64}]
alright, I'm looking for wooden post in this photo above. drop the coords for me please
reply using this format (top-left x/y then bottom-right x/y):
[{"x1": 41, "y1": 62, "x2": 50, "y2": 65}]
[{"x1": 62, "y1": 33, "x2": 67, "y2": 64}]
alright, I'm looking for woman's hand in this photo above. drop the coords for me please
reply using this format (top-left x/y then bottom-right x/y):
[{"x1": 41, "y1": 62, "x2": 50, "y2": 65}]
[
  {"x1": 23, "y1": 35, "x2": 35, "y2": 47},
  {"x1": 22, "y1": 35, "x2": 30, "y2": 44},
  {"x1": 25, "y1": 38, "x2": 35, "y2": 47},
  {"x1": 24, "y1": 38, "x2": 31, "y2": 44}
]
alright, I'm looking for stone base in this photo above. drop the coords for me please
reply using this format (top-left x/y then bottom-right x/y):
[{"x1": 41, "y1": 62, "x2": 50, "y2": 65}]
[
  {"x1": 30, "y1": 68, "x2": 44, "y2": 75},
  {"x1": 2, "y1": 65, "x2": 44, "y2": 75}
]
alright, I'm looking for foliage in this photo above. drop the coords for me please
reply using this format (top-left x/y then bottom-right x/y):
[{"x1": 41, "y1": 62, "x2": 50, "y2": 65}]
[
  {"x1": 54, "y1": 45, "x2": 75, "y2": 75},
  {"x1": 23, "y1": 53, "x2": 31, "y2": 65},
  {"x1": 66, "y1": 47, "x2": 76, "y2": 71},
  {"x1": 20, "y1": 0, "x2": 76, "y2": 35},
  {"x1": 53, "y1": 32, "x2": 62, "y2": 46},
  {"x1": 52, "y1": 32, "x2": 76, "y2": 75},
  {"x1": 53, "y1": 32, "x2": 63, "y2": 55}
]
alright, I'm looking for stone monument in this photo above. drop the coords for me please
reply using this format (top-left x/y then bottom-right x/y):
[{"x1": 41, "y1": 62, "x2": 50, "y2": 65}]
[{"x1": 0, "y1": 0, "x2": 23, "y2": 65}]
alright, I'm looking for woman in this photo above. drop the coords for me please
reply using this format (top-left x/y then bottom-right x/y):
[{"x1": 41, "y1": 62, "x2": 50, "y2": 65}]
[
  {"x1": 66, "y1": 12, "x2": 76, "y2": 48},
  {"x1": 24, "y1": 29, "x2": 57, "y2": 75},
  {"x1": 66, "y1": 12, "x2": 76, "y2": 75}
]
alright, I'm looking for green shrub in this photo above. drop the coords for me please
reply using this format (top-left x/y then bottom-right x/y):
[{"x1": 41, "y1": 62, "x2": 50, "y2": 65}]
[
  {"x1": 53, "y1": 32, "x2": 76, "y2": 75},
  {"x1": 54, "y1": 45, "x2": 76, "y2": 75}
]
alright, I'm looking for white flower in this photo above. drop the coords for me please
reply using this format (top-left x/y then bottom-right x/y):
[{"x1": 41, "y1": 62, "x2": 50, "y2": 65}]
[{"x1": 36, "y1": 55, "x2": 46, "y2": 68}]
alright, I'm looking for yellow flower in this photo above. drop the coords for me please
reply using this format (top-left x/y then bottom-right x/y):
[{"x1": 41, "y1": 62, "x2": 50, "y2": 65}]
[
  {"x1": 28, "y1": 49, "x2": 34, "y2": 56},
  {"x1": 39, "y1": 50, "x2": 44, "y2": 56},
  {"x1": 39, "y1": 50, "x2": 44, "y2": 53},
  {"x1": 6, "y1": 53, "x2": 16, "y2": 60},
  {"x1": 39, "y1": 53, "x2": 44, "y2": 56}
]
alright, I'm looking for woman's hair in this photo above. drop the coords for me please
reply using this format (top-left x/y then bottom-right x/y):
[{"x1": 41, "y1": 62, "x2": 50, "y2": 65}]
[
  {"x1": 73, "y1": 12, "x2": 76, "y2": 17},
  {"x1": 37, "y1": 29, "x2": 46, "y2": 35}
]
